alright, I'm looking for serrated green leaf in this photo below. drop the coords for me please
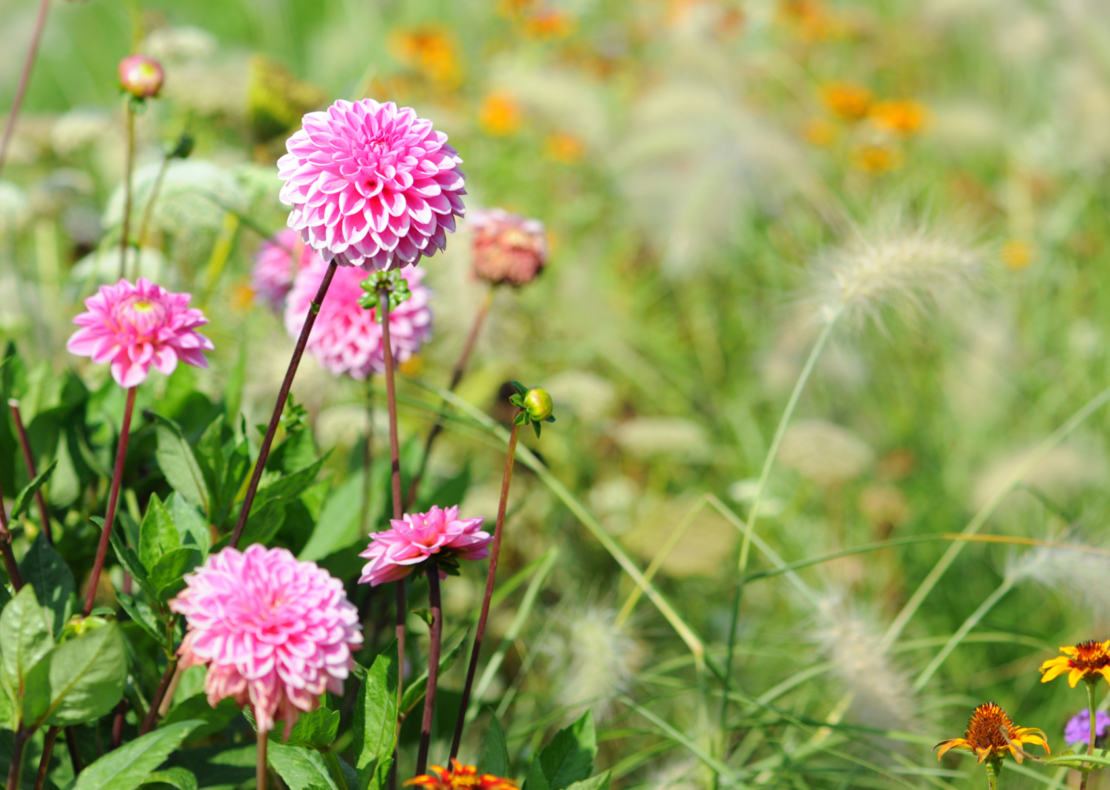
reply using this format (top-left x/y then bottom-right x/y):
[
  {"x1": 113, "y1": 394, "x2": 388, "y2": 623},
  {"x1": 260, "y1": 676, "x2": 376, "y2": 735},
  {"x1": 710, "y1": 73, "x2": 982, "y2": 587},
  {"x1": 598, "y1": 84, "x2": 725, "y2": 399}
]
[
  {"x1": 524, "y1": 711, "x2": 596, "y2": 790},
  {"x1": 11, "y1": 458, "x2": 57, "y2": 520},
  {"x1": 140, "y1": 494, "x2": 180, "y2": 572},
  {"x1": 24, "y1": 621, "x2": 127, "y2": 727},
  {"x1": 353, "y1": 641, "x2": 398, "y2": 772},
  {"x1": 0, "y1": 585, "x2": 52, "y2": 723},
  {"x1": 401, "y1": 632, "x2": 468, "y2": 715},
  {"x1": 482, "y1": 715, "x2": 511, "y2": 778},
  {"x1": 71, "y1": 720, "x2": 204, "y2": 790},
  {"x1": 154, "y1": 415, "x2": 209, "y2": 514},
  {"x1": 18, "y1": 533, "x2": 75, "y2": 635},
  {"x1": 282, "y1": 706, "x2": 340, "y2": 748},
  {"x1": 149, "y1": 548, "x2": 203, "y2": 603},
  {"x1": 139, "y1": 767, "x2": 199, "y2": 790}
]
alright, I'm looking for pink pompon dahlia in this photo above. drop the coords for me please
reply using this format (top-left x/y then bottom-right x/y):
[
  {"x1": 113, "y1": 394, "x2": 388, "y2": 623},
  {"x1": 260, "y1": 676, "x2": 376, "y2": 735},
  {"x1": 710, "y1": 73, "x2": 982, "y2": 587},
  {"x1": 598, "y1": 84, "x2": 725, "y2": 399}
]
[
  {"x1": 469, "y1": 207, "x2": 548, "y2": 286},
  {"x1": 170, "y1": 545, "x2": 363, "y2": 736},
  {"x1": 66, "y1": 278, "x2": 213, "y2": 388},
  {"x1": 252, "y1": 228, "x2": 320, "y2": 312},
  {"x1": 278, "y1": 99, "x2": 466, "y2": 271},
  {"x1": 359, "y1": 505, "x2": 491, "y2": 586},
  {"x1": 284, "y1": 255, "x2": 432, "y2": 380}
]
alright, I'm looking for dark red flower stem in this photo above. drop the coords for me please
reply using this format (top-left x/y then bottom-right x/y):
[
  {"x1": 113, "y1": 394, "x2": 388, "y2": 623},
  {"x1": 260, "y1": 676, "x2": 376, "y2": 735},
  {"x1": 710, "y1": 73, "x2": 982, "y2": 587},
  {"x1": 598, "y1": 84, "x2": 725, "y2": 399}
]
[
  {"x1": 257, "y1": 730, "x2": 268, "y2": 790},
  {"x1": 63, "y1": 728, "x2": 83, "y2": 774},
  {"x1": 378, "y1": 285, "x2": 407, "y2": 789},
  {"x1": 31, "y1": 727, "x2": 60, "y2": 790},
  {"x1": 416, "y1": 563, "x2": 442, "y2": 776},
  {"x1": 404, "y1": 285, "x2": 495, "y2": 511},
  {"x1": 0, "y1": 0, "x2": 50, "y2": 181},
  {"x1": 110, "y1": 700, "x2": 126, "y2": 749},
  {"x1": 9, "y1": 400, "x2": 52, "y2": 545},
  {"x1": 0, "y1": 468, "x2": 23, "y2": 590},
  {"x1": 6, "y1": 728, "x2": 29, "y2": 790},
  {"x1": 449, "y1": 418, "x2": 520, "y2": 760},
  {"x1": 140, "y1": 657, "x2": 178, "y2": 734},
  {"x1": 84, "y1": 386, "x2": 136, "y2": 617},
  {"x1": 230, "y1": 261, "x2": 337, "y2": 549}
]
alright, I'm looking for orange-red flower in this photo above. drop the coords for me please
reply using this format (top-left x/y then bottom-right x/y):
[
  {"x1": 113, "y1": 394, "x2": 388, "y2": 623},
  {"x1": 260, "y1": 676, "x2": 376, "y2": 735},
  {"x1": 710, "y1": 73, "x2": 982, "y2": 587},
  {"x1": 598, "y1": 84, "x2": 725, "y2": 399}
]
[
  {"x1": 407, "y1": 760, "x2": 517, "y2": 790},
  {"x1": 821, "y1": 82, "x2": 872, "y2": 121},
  {"x1": 1041, "y1": 640, "x2": 1110, "y2": 687},
  {"x1": 934, "y1": 703, "x2": 1049, "y2": 764},
  {"x1": 870, "y1": 99, "x2": 928, "y2": 136}
]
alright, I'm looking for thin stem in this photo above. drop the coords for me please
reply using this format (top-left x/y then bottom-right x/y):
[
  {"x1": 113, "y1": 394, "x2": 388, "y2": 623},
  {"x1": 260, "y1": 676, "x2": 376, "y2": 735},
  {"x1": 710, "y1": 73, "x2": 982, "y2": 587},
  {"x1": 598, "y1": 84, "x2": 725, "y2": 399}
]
[
  {"x1": 140, "y1": 658, "x2": 178, "y2": 734},
  {"x1": 135, "y1": 155, "x2": 171, "y2": 250},
  {"x1": 404, "y1": 285, "x2": 495, "y2": 511},
  {"x1": 718, "y1": 317, "x2": 838, "y2": 754},
  {"x1": 119, "y1": 105, "x2": 136, "y2": 281},
  {"x1": 0, "y1": 0, "x2": 51, "y2": 181},
  {"x1": 84, "y1": 387, "x2": 136, "y2": 617},
  {"x1": 257, "y1": 729, "x2": 268, "y2": 790},
  {"x1": 64, "y1": 728, "x2": 83, "y2": 774},
  {"x1": 449, "y1": 420, "x2": 520, "y2": 760},
  {"x1": 230, "y1": 261, "x2": 337, "y2": 548},
  {"x1": 1081, "y1": 681, "x2": 1098, "y2": 790},
  {"x1": 32, "y1": 727, "x2": 59, "y2": 790},
  {"x1": 323, "y1": 750, "x2": 351, "y2": 790},
  {"x1": 6, "y1": 727, "x2": 28, "y2": 790},
  {"x1": 362, "y1": 384, "x2": 374, "y2": 535},
  {"x1": 985, "y1": 760, "x2": 999, "y2": 790},
  {"x1": 110, "y1": 699, "x2": 126, "y2": 749},
  {"x1": 9, "y1": 399, "x2": 52, "y2": 544},
  {"x1": 0, "y1": 467, "x2": 23, "y2": 589},
  {"x1": 416, "y1": 563, "x2": 443, "y2": 775}
]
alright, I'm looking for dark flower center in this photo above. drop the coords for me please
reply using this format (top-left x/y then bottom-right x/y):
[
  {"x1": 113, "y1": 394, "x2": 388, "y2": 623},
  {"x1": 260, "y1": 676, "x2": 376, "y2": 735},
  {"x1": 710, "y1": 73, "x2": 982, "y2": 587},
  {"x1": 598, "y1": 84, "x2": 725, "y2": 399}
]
[
  {"x1": 965, "y1": 702, "x2": 1016, "y2": 751},
  {"x1": 1071, "y1": 640, "x2": 1110, "y2": 670}
]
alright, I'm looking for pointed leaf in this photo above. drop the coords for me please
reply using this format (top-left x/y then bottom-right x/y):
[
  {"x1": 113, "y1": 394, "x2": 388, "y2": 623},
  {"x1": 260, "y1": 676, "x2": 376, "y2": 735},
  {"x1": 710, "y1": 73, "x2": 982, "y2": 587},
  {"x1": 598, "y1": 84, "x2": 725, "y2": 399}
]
[
  {"x1": 11, "y1": 458, "x2": 57, "y2": 520},
  {"x1": 149, "y1": 548, "x2": 204, "y2": 603},
  {"x1": 160, "y1": 694, "x2": 240, "y2": 740},
  {"x1": 353, "y1": 642, "x2": 398, "y2": 771},
  {"x1": 524, "y1": 711, "x2": 596, "y2": 790},
  {"x1": 117, "y1": 592, "x2": 166, "y2": 646},
  {"x1": 24, "y1": 621, "x2": 127, "y2": 727},
  {"x1": 110, "y1": 527, "x2": 161, "y2": 605},
  {"x1": 0, "y1": 585, "x2": 53, "y2": 716},
  {"x1": 268, "y1": 742, "x2": 345, "y2": 790},
  {"x1": 564, "y1": 773, "x2": 610, "y2": 790},
  {"x1": 283, "y1": 706, "x2": 340, "y2": 748},
  {"x1": 154, "y1": 415, "x2": 209, "y2": 513},
  {"x1": 18, "y1": 533, "x2": 75, "y2": 635},
  {"x1": 71, "y1": 720, "x2": 204, "y2": 790},
  {"x1": 482, "y1": 715, "x2": 511, "y2": 778},
  {"x1": 140, "y1": 494, "x2": 180, "y2": 572},
  {"x1": 139, "y1": 768, "x2": 199, "y2": 790},
  {"x1": 168, "y1": 494, "x2": 210, "y2": 555}
]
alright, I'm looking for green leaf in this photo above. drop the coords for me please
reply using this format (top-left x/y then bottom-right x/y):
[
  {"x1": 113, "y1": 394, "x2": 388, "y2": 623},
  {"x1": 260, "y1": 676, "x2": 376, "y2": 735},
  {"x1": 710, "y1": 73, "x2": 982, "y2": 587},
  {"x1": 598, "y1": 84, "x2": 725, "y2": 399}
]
[
  {"x1": 149, "y1": 548, "x2": 204, "y2": 603},
  {"x1": 24, "y1": 621, "x2": 127, "y2": 727},
  {"x1": 71, "y1": 720, "x2": 204, "y2": 790},
  {"x1": 154, "y1": 415, "x2": 209, "y2": 514},
  {"x1": 252, "y1": 454, "x2": 329, "y2": 512},
  {"x1": 363, "y1": 757, "x2": 392, "y2": 790},
  {"x1": 1045, "y1": 750, "x2": 1110, "y2": 768},
  {"x1": 116, "y1": 592, "x2": 166, "y2": 646},
  {"x1": 482, "y1": 715, "x2": 512, "y2": 778},
  {"x1": 138, "y1": 768, "x2": 199, "y2": 790},
  {"x1": 160, "y1": 694, "x2": 240, "y2": 740},
  {"x1": 268, "y1": 742, "x2": 349, "y2": 790},
  {"x1": 11, "y1": 458, "x2": 57, "y2": 520},
  {"x1": 282, "y1": 706, "x2": 340, "y2": 749},
  {"x1": 564, "y1": 773, "x2": 610, "y2": 790},
  {"x1": 110, "y1": 528, "x2": 161, "y2": 605},
  {"x1": 139, "y1": 494, "x2": 180, "y2": 573},
  {"x1": 524, "y1": 711, "x2": 596, "y2": 790},
  {"x1": 353, "y1": 642, "x2": 398, "y2": 773},
  {"x1": 0, "y1": 585, "x2": 53, "y2": 722},
  {"x1": 298, "y1": 473, "x2": 365, "y2": 563},
  {"x1": 18, "y1": 533, "x2": 75, "y2": 635},
  {"x1": 168, "y1": 494, "x2": 210, "y2": 555},
  {"x1": 400, "y1": 631, "x2": 468, "y2": 715}
]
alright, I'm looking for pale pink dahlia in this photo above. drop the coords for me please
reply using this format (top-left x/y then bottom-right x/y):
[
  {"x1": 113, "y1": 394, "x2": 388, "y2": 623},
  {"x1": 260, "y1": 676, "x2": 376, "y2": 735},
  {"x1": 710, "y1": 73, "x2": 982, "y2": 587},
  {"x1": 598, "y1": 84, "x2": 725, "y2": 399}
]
[
  {"x1": 359, "y1": 505, "x2": 491, "y2": 586},
  {"x1": 277, "y1": 99, "x2": 466, "y2": 271},
  {"x1": 66, "y1": 278, "x2": 213, "y2": 388},
  {"x1": 284, "y1": 255, "x2": 432, "y2": 380},
  {"x1": 170, "y1": 545, "x2": 363, "y2": 736},
  {"x1": 252, "y1": 228, "x2": 320, "y2": 312},
  {"x1": 469, "y1": 207, "x2": 548, "y2": 286}
]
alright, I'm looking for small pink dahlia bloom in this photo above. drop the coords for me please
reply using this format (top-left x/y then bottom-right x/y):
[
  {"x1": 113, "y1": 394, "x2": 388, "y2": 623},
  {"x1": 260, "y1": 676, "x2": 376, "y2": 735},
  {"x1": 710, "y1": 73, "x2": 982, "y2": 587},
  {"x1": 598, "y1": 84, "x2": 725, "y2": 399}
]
[
  {"x1": 170, "y1": 545, "x2": 363, "y2": 736},
  {"x1": 284, "y1": 255, "x2": 432, "y2": 380},
  {"x1": 278, "y1": 99, "x2": 466, "y2": 271},
  {"x1": 252, "y1": 228, "x2": 320, "y2": 312},
  {"x1": 359, "y1": 505, "x2": 491, "y2": 586},
  {"x1": 66, "y1": 278, "x2": 213, "y2": 388}
]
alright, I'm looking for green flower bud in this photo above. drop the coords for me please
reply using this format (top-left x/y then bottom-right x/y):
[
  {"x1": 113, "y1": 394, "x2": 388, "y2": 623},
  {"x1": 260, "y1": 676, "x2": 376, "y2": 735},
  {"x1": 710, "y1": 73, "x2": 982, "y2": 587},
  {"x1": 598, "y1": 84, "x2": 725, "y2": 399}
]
[{"x1": 523, "y1": 388, "x2": 553, "y2": 422}]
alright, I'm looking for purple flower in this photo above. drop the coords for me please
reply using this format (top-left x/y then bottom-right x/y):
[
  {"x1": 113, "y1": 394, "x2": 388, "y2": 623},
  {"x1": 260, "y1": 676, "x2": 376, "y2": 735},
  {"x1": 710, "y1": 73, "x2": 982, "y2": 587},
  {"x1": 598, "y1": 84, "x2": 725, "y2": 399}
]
[{"x1": 1065, "y1": 709, "x2": 1110, "y2": 745}]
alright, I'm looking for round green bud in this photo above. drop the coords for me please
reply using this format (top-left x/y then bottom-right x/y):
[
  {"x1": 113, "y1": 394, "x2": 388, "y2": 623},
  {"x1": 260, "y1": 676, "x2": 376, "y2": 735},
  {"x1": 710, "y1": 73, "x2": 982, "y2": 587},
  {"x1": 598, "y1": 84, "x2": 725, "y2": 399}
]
[{"x1": 523, "y1": 388, "x2": 553, "y2": 422}]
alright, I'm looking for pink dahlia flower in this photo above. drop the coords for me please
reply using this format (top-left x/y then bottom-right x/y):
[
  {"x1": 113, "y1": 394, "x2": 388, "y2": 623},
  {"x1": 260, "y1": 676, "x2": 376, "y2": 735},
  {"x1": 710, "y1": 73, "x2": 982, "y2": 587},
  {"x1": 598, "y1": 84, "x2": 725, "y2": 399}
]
[
  {"x1": 469, "y1": 207, "x2": 548, "y2": 286},
  {"x1": 170, "y1": 545, "x2": 363, "y2": 736},
  {"x1": 359, "y1": 505, "x2": 491, "y2": 586},
  {"x1": 278, "y1": 99, "x2": 466, "y2": 271},
  {"x1": 252, "y1": 228, "x2": 320, "y2": 312},
  {"x1": 284, "y1": 255, "x2": 432, "y2": 380},
  {"x1": 66, "y1": 278, "x2": 213, "y2": 388}
]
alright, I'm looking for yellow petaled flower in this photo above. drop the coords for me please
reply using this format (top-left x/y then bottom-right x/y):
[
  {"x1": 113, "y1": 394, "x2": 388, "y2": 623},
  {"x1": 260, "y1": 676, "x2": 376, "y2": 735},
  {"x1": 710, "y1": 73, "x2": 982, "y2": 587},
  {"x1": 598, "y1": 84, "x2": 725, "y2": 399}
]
[
  {"x1": 821, "y1": 82, "x2": 873, "y2": 121},
  {"x1": 1000, "y1": 239, "x2": 1034, "y2": 271},
  {"x1": 545, "y1": 133, "x2": 586, "y2": 163},
  {"x1": 1040, "y1": 640, "x2": 1110, "y2": 687},
  {"x1": 870, "y1": 99, "x2": 928, "y2": 136},
  {"x1": 934, "y1": 702, "x2": 1050, "y2": 764},
  {"x1": 802, "y1": 117, "x2": 837, "y2": 147},
  {"x1": 479, "y1": 92, "x2": 523, "y2": 137},
  {"x1": 851, "y1": 143, "x2": 902, "y2": 174},
  {"x1": 406, "y1": 760, "x2": 518, "y2": 790}
]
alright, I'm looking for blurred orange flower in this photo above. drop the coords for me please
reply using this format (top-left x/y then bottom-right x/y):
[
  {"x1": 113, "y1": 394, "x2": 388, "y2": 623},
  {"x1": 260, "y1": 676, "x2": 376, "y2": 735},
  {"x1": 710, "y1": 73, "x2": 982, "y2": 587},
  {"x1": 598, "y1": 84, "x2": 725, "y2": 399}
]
[
  {"x1": 777, "y1": 0, "x2": 842, "y2": 42},
  {"x1": 802, "y1": 117, "x2": 836, "y2": 147},
  {"x1": 525, "y1": 8, "x2": 575, "y2": 39},
  {"x1": 852, "y1": 143, "x2": 902, "y2": 173},
  {"x1": 545, "y1": 133, "x2": 586, "y2": 163},
  {"x1": 479, "y1": 92, "x2": 523, "y2": 136},
  {"x1": 1000, "y1": 239, "x2": 1034, "y2": 271},
  {"x1": 388, "y1": 25, "x2": 463, "y2": 89},
  {"x1": 870, "y1": 99, "x2": 928, "y2": 136},
  {"x1": 822, "y1": 82, "x2": 872, "y2": 121}
]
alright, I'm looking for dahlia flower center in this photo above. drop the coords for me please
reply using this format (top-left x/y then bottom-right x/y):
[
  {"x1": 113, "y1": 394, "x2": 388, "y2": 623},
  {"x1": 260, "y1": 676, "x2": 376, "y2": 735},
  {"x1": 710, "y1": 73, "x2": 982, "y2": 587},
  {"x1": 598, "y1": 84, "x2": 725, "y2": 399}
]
[{"x1": 114, "y1": 296, "x2": 168, "y2": 338}]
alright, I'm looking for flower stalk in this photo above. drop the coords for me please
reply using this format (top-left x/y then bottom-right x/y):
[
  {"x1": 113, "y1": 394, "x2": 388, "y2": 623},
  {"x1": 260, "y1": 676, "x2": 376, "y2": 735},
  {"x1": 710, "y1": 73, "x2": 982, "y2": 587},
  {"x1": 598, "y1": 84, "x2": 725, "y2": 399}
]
[
  {"x1": 0, "y1": 471, "x2": 23, "y2": 589},
  {"x1": 32, "y1": 727, "x2": 60, "y2": 790},
  {"x1": 140, "y1": 657, "x2": 178, "y2": 734},
  {"x1": 1081, "y1": 680, "x2": 1098, "y2": 790},
  {"x1": 417, "y1": 562, "x2": 443, "y2": 776},
  {"x1": 9, "y1": 399, "x2": 52, "y2": 544},
  {"x1": 0, "y1": 0, "x2": 51, "y2": 181},
  {"x1": 84, "y1": 386, "x2": 136, "y2": 617},
  {"x1": 6, "y1": 727, "x2": 29, "y2": 790},
  {"x1": 257, "y1": 729, "x2": 269, "y2": 790},
  {"x1": 119, "y1": 105, "x2": 136, "y2": 280},
  {"x1": 230, "y1": 261, "x2": 337, "y2": 549}
]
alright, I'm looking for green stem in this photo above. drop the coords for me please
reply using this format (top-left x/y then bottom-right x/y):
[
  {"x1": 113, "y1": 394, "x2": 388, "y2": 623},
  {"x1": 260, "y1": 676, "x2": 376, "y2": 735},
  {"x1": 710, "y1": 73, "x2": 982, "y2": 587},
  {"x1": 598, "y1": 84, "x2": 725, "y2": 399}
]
[
  {"x1": 985, "y1": 760, "x2": 1000, "y2": 790},
  {"x1": 323, "y1": 750, "x2": 350, "y2": 790},
  {"x1": 1082, "y1": 681, "x2": 1098, "y2": 790}
]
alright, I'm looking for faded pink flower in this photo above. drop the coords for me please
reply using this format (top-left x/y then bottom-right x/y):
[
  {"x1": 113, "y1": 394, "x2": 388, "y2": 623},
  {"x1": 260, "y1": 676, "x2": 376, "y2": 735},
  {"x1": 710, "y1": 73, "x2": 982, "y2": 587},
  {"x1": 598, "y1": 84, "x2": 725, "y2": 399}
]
[
  {"x1": 469, "y1": 207, "x2": 548, "y2": 286},
  {"x1": 284, "y1": 255, "x2": 432, "y2": 380},
  {"x1": 278, "y1": 99, "x2": 466, "y2": 271},
  {"x1": 359, "y1": 505, "x2": 491, "y2": 586},
  {"x1": 66, "y1": 278, "x2": 213, "y2": 388},
  {"x1": 118, "y1": 54, "x2": 163, "y2": 99},
  {"x1": 252, "y1": 229, "x2": 319, "y2": 312},
  {"x1": 170, "y1": 545, "x2": 363, "y2": 736}
]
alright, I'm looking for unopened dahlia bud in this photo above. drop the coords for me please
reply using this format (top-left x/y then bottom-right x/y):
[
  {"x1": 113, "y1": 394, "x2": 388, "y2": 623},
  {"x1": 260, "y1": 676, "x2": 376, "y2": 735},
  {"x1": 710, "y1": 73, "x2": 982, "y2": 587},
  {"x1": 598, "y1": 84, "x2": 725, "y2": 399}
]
[
  {"x1": 469, "y1": 207, "x2": 547, "y2": 286},
  {"x1": 523, "y1": 388, "x2": 553, "y2": 422},
  {"x1": 118, "y1": 54, "x2": 164, "y2": 99}
]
